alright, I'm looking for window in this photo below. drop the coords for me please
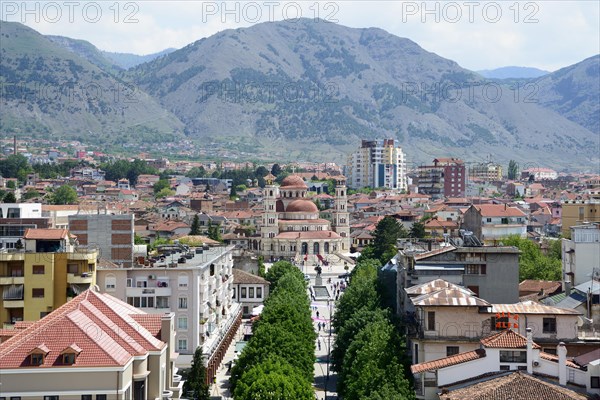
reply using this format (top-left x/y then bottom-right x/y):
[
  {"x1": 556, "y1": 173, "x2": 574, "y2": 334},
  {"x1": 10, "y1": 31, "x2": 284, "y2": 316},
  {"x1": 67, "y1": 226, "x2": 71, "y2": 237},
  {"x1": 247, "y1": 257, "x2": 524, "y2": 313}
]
[
  {"x1": 178, "y1": 274, "x2": 189, "y2": 288},
  {"x1": 500, "y1": 351, "x2": 527, "y2": 363},
  {"x1": 467, "y1": 285, "x2": 480, "y2": 296},
  {"x1": 62, "y1": 353, "x2": 76, "y2": 364},
  {"x1": 465, "y1": 265, "x2": 479, "y2": 274},
  {"x1": 177, "y1": 338, "x2": 187, "y2": 351},
  {"x1": 241, "y1": 287, "x2": 247, "y2": 298},
  {"x1": 256, "y1": 287, "x2": 262, "y2": 298},
  {"x1": 67, "y1": 264, "x2": 78, "y2": 274},
  {"x1": 486, "y1": 218, "x2": 492, "y2": 222},
  {"x1": 243, "y1": 306, "x2": 249, "y2": 315},
  {"x1": 427, "y1": 311, "x2": 435, "y2": 331},
  {"x1": 500, "y1": 365, "x2": 510, "y2": 371},
  {"x1": 82, "y1": 396, "x2": 92, "y2": 400},
  {"x1": 31, "y1": 353, "x2": 44, "y2": 365},
  {"x1": 32, "y1": 288, "x2": 45, "y2": 298},
  {"x1": 543, "y1": 317, "x2": 557, "y2": 333},
  {"x1": 96, "y1": 396, "x2": 107, "y2": 400},
  {"x1": 126, "y1": 278, "x2": 133, "y2": 287},
  {"x1": 136, "y1": 279, "x2": 148, "y2": 288},
  {"x1": 591, "y1": 376, "x2": 600, "y2": 389},
  {"x1": 178, "y1": 297, "x2": 188, "y2": 309},
  {"x1": 446, "y1": 346, "x2": 459, "y2": 356},
  {"x1": 249, "y1": 287, "x2": 255, "y2": 298},
  {"x1": 105, "y1": 275, "x2": 116, "y2": 291},
  {"x1": 491, "y1": 315, "x2": 509, "y2": 331},
  {"x1": 32, "y1": 265, "x2": 45, "y2": 274},
  {"x1": 178, "y1": 315, "x2": 188, "y2": 330},
  {"x1": 44, "y1": 397, "x2": 59, "y2": 400}
]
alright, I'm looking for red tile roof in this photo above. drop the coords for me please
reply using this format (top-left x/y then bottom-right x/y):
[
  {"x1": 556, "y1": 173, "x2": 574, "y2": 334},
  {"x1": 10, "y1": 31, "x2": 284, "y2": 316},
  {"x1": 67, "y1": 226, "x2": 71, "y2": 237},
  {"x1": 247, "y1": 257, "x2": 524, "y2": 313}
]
[
  {"x1": 473, "y1": 204, "x2": 526, "y2": 217},
  {"x1": 480, "y1": 329, "x2": 540, "y2": 349},
  {"x1": 411, "y1": 349, "x2": 486, "y2": 373},
  {"x1": 0, "y1": 289, "x2": 166, "y2": 369},
  {"x1": 23, "y1": 228, "x2": 70, "y2": 240},
  {"x1": 441, "y1": 371, "x2": 589, "y2": 400}
]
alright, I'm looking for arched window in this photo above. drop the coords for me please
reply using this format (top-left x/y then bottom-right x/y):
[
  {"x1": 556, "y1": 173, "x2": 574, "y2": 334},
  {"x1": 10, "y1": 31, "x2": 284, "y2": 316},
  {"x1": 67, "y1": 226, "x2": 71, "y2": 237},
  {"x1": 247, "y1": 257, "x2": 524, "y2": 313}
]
[
  {"x1": 313, "y1": 242, "x2": 320, "y2": 255},
  {"x1": 324, "y1": 242, "x2": 329, "y2": 254},
  {"x1": 301, "y1": 242, "x2": 308, "y2": 255}
]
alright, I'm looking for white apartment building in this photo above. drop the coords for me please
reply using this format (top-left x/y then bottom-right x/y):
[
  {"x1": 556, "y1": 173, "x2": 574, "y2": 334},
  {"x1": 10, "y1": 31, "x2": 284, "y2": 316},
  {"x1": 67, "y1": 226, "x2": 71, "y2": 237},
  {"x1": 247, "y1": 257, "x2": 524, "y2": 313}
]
[
  {"x1": 347, "y1": 139, "x2": 407, "y2": 191},
  {"x1": 0, "y1": 203, "x2": 44, "y2": 249},
  {"x1": 97, "y1": 244, "x2": 242, "y2": 381},
  {"x1": 562, "y1": 223, "x2": 600, "y2": 286}
]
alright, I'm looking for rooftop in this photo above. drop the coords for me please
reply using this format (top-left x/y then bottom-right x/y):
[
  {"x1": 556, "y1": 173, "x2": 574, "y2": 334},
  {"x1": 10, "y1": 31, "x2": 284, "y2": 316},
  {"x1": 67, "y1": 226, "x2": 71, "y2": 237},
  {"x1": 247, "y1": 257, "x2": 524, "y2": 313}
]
[
  {"x1": 232, "y1": 269, "x2": 270, "y2": 285},
  {"x1": 480, "y1": 329, "x2": 540, "y2": 349},
  {"x1": 22, "y1": 228, "x2": 70, "y2": 240},
  {"x1": 411, "y1": 349, "x2": 486, "y2": 374}
]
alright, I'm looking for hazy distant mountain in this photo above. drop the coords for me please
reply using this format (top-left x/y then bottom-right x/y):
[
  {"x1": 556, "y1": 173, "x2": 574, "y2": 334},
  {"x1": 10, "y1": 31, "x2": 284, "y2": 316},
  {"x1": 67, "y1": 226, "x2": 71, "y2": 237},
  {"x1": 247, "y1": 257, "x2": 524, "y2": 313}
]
[
  {"x1": 130, "y1": 19, "x2": 597, "y2": 167},
  {"x1": 47, "y1": 35, "x2": 121, "y2": 73},
  {"x1": 0, "y1": 21, "x2": 184, "y2": 145},
  {"x1": 477, "y1": 66, "x2": 550, "y2": 79},
  {"x1": 534, "y1": 55, "x2": 600, "y2": 134},
  {"x1": 103, "y1": 48, "x2": 177, "y2": 70}
]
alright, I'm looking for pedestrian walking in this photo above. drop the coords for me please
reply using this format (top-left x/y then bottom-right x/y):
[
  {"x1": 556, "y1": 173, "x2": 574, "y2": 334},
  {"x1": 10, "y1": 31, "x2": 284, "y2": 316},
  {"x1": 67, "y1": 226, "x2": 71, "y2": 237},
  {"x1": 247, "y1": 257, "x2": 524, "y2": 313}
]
[
  {"x1": 318, "y1": 322, "x2": 321, "y2": 332},
  {"x1": 316, "y1": 310, "x2": 320, "y2": 318},
  {"x1": 318, "y1": 338, "x2": 321, "y2": 351}
]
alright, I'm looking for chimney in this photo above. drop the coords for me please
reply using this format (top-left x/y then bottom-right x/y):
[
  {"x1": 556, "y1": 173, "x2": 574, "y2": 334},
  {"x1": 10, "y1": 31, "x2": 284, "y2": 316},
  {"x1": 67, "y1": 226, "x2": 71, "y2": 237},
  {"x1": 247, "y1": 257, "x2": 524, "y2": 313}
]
[
  {"x1": 557, "y1": 342, "x2": 567, "y2": 386},
  {"x1": 564, "y1": 279, "x2": 572, "y2": 296},
  {"x1": 526, "y1": 327, "x2": 533, "y2": 374}
]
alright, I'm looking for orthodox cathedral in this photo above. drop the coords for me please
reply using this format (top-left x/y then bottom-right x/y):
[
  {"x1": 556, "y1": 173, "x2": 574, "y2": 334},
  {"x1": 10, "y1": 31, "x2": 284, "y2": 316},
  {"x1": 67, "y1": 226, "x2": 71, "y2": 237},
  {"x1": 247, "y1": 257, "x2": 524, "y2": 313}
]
[{"x1": 258, "y1": 174, "x2": 351, "y2": 263}]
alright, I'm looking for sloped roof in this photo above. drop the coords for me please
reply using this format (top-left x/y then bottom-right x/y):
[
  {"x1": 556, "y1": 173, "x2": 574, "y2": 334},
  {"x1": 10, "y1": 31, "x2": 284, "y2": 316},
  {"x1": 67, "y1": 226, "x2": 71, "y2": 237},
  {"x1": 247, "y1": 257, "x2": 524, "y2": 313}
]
[
  {"x1": 232, "y1": 269, "x2": 270, "y2": 285},
  {"x1": 411, "y1": 288, "x2": 491, "y2": 307},
  {"x1": 411, "y1": 349, "x2": 486, "y2": 374},
  {"x1": 0, "y1": 289, "x2": 166, "y2": 369},
  {"x1": 405, "y1": 279, "x2": 474, "y2": 297},
  {"x1": 491, "y1": 301, "x2": 581, "y2": 316},
  {"x1": 23, "y1": 228, "x2": 70, "y2": 240},
  {"x1": 473, "y1": 204, "x2": 526, "y2": 217},
  {"x1": 480, "y1": 329, "x2": 540, "y2": 349},
  {"x1": 440, "y1": 371, "x2": 588, "y2": 400}
]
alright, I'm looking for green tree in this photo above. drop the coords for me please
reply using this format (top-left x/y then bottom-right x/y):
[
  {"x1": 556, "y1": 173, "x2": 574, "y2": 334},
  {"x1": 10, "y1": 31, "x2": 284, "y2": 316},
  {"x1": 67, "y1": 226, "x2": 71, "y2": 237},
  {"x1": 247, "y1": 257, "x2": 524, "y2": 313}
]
[
  {"x1": 271, "y1": 163, "x2": 282, "y2": 176},
  {"x1": 3, "y1": 192, "x2": 16, "y2": 203},
  {"x1": 0, "y1": 154, "x2": 31, "y2": 180},
  {"x1": 208, "y1": 223, "x2": 222, "y2": 242},
  {"x1": 234, "y1": 357, "x2": 314, "y2": 400},
  {"x1": 134, "y1": 234, "x2": 146, "y2": 245},
  {"x1": 182, "y1": 346, "x2": 210, "y2": 400},
  {"x1": 153, "y1": 179, "x2": 170, "y2": 194},
  {"x1": 6, "y1": 180, "x2": 16, "y2": 189},
  {"x1": 22, "y1": 188, "x2": 40, "y2": 200},
  {"x1": 257, "y1": 255, "x2": 266, "y2": 278},
  {"x1": 265, "y1": 261, "x2": 303, "y2": 291},
  {"x1": 50, "y1": 185, "x2": 78, "y2": 205},
  {"x1": 190, "y1": 214, "x2": 201, "y2": 235},
  {"x1": 185, "y1": 166, "x2": 207, "y2": 178},
  {"x1": 255, "y1": 166, "x2": 269, "y2": 177},
  {"x1": 409, "y1": 221, "x2": 426, "y2": 238},
  {"x1": 230, "y1": 184, "x2": 238, "y2": 198},
  {"x1": 370, "y1": 216, "x2": 407, "y2": 264},
  {"x1": 508, "y1": 160, "x2": 519, "y2": 180},
  {"x1": 502, "y1": 235, "x2": 561, "y2": 281},
  {"x1": 155, "y1": 188, "x2": 175, "y2": 199}
]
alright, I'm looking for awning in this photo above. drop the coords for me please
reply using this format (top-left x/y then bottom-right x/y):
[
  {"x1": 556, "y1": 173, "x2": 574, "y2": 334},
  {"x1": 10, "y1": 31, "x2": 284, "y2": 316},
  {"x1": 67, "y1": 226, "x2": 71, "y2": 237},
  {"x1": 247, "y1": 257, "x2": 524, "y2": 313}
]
[{"x1": 251, "y1": 305, "x2": 264, "y2": 316}]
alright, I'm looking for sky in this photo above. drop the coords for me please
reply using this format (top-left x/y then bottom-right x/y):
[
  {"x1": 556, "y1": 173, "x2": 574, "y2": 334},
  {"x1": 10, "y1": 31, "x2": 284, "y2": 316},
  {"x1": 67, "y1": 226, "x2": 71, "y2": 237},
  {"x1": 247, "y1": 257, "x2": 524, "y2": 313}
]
[{"x1": 1, "y1": 1, "x2": 599, "y2": 71}]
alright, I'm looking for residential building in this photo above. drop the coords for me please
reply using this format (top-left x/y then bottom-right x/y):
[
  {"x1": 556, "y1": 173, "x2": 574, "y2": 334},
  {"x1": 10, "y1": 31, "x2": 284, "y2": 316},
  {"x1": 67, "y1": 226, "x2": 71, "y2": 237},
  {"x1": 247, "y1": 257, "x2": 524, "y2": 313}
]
[
  {"x1": 461, "y1": 204, "x2": 527, "y2": 243},
  {"x1": 96, "y1": 244, "x2": 241, "y2": 380},
  {"x1": 69, "y1": 212, "x2": 135, "y2": 268},
  {"x1": 418, "y1": 158, "x2": 465, "y2": 199},
  {"x1": 411, "y1": 328, "x2": 596, "y2": 399},
  {"x1": 0, "y1": 202, "x2": 48, "y2": 250},
  {"x1": 561, "y1": 199, "x2": 600, "y2": 237},
  {"x1": 256, "y1": 174, "x2": 351, "y2": 263},
  {"x1": 562, "y1": 223, "x2": 600, "y2": 286},
  {"x1": 232, "y1": 269, "x2": 270, "y2": 317},
  {"x1": 0, "y1": 229, "x2": 98, "y2": 327},
  {"x1": 521, "y1": 167, "x2": 558, "y2": 180},
  {"x1": 396, "y1": 244, "x2": 521, "y2": 310},
  {"x1": 0, "y1": 289, "x2": 182, "y2": 400},
  {"x1": 469, "y1": 162, "x2": 503, "y2": 181},
  {"x1": 346, "y1": 139, "x2": 407, "y2": 191}
]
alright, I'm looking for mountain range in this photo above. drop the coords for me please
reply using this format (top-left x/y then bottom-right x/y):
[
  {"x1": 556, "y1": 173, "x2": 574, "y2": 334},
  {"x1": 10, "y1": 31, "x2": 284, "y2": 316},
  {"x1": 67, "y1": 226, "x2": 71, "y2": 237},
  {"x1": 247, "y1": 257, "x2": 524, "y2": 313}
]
[{"x1": 0, "y1": 19, "x2": 598, "y2": 169}]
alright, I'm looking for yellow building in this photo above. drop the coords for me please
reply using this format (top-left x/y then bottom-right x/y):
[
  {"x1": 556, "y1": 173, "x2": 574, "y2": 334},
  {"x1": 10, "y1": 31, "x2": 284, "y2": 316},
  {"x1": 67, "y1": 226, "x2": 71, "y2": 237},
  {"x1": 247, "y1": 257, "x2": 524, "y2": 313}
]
[
  {"x1": 0, "y1": 229, "x2": 97, "y2": 327},
  {"x1": 561, "y1": 200, "x2": 600, "y2": 237}
]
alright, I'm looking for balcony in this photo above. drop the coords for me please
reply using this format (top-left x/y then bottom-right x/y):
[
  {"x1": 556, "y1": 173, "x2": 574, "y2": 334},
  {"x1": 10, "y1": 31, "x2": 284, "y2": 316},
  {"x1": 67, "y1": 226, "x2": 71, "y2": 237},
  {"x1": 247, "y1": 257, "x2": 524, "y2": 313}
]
[
  {"x1": 67, "y1": 273, "x2": 93, "y2": 284},
  {"x1": 0, "y1": 276, "x2": 25, "y2": 285},
  {"x1": 126, "y1": 286, "x2": 172, "y2": 297},
  {"x1": 3, "y1": 299, "x2": 25, "y2": 308}
]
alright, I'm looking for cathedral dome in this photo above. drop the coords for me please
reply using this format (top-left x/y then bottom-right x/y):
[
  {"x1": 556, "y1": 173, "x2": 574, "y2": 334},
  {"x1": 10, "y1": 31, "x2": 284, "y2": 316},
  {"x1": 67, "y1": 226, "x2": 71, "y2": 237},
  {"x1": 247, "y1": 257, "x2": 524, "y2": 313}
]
[
  {"x1": 286, "y1": 199, "x2": 319, "y2": 213},
  {"x1": 280, "y1": 175, "x2": 307, "y2": 188}
]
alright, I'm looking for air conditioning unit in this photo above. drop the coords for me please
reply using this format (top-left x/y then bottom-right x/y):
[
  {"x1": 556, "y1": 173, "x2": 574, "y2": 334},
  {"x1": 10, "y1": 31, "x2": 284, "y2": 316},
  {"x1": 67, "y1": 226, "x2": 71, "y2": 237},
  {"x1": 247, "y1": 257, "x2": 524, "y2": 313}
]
[
  {"x1": 148, "y1": 274, "x2": 156, "y2": 279},
  {"x1": 533, "y1": 360, "x2": 540, "y2": 367}
]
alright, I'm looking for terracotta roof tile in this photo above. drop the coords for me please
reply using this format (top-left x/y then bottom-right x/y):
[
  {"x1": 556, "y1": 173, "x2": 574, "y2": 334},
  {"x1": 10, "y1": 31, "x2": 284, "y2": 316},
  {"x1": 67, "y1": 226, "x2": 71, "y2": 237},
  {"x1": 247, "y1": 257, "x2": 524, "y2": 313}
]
[
  {"x1": 441, "y1": 371, "x2": 588, "y2": 400},
  {"x1": 233, "y1": 269, "x2": 270, "y2": 285},
  {"x1": 539, "y1": 352, "x2": 580, "y2": 369},
  {"x1": 23, "y1": 228, "x2": 70, "y2": 240},
  {"x1": 0, "y1": 290, "x2": 166, "y2": 369},
  {"x1": 480, "y1": 329, "x2": 540, "y2": 349},
  {"x1": 411, "y1": 349, "x2": 486, "y2": 373},
  {"x1": 473, "y1": 204, "x2": 526, "y2": 217}
]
